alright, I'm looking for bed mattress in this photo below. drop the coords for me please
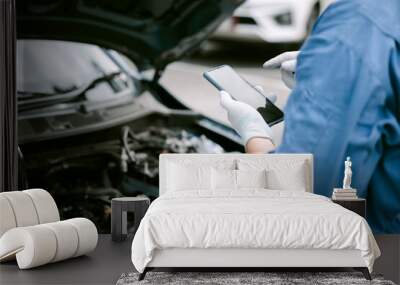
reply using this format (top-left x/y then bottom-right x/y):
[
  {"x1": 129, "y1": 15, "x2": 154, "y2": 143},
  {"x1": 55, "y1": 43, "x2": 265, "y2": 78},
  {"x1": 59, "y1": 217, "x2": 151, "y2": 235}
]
[{"x1": 131, "y1": 190, "x2": 380, "y2": 273}]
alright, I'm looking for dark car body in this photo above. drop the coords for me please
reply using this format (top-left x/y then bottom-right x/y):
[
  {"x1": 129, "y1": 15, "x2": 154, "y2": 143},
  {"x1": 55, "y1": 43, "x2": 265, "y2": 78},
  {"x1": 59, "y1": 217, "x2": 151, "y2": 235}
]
[{"x1": 16, "y1": 0, "x2": 243, "y2": 232}]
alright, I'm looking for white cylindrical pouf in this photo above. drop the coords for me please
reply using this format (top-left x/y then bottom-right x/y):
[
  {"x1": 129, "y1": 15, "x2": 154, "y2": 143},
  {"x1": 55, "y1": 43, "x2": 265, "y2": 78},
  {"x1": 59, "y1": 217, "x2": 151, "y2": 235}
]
[
  {"x1": 23, "y1": 189, "x2": 60, "y2": 224},
  {"x1": 0, "y1": 196, "x2": 17, "y2": 237},
  {"x1": 42, "y1": 221, "x2": 79, "y2": 262},
  {"x1": 65, "y1": 218, "x2": 98, "y2": 257},
  {"x1": 0, "y1": 226, "x2": 57, "y2": 269},
  {"x1": 0, "y1": 189, "x2": 98, "y2": 269},
  {"x1": 1, "y1": 192, "x2": 39, "y2": 227}
]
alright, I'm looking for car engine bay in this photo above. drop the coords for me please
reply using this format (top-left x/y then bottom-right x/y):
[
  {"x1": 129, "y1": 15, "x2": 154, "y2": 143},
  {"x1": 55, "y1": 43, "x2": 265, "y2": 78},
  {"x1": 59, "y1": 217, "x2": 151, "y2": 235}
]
[{"x1": 21, "y1": 124, "x2": 227, "y2": 232}]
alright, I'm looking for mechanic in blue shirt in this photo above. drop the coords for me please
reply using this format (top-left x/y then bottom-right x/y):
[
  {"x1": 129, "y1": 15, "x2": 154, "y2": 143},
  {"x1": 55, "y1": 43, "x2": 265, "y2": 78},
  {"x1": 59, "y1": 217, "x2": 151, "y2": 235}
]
[{"x1": 219, "y1": 0, "x2": 400, "y2": 233}]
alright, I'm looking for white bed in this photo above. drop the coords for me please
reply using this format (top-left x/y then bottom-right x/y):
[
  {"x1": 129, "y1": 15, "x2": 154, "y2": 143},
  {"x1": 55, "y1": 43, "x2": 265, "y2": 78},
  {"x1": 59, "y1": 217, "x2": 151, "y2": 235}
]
[{"x1": 131, "y1": 154, "x2": 380, "y2": 280}]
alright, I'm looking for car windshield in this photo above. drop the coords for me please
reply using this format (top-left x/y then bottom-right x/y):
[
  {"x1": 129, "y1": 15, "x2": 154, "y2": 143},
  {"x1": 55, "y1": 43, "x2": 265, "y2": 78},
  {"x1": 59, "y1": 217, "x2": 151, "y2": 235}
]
[{"x1": 17, "y1": 40, "x2": 137, "y2": 111}]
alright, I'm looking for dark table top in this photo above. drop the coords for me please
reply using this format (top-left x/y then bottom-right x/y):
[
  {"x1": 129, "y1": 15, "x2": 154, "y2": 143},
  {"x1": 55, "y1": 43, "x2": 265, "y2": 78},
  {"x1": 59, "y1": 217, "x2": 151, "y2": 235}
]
[{"x1": 0, "y1": 234, "x2": 134, "y2": 285}]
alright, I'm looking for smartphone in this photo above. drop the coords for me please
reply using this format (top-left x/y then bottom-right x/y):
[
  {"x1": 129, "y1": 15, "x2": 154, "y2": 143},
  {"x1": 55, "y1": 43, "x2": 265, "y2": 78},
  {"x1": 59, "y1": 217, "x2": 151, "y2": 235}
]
[{"x1": 203, "y1": 65, "x2": 284, "y2": 126}]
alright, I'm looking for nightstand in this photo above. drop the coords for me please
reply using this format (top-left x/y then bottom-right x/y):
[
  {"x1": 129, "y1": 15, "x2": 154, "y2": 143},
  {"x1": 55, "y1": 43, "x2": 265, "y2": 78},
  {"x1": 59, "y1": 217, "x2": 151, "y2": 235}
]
[
  {"x1": 111, "y1": 196, "x2": 150, "y2": 242},
  {"x1": 332, "y1": 198, "x2": 366, "y2": 218}
]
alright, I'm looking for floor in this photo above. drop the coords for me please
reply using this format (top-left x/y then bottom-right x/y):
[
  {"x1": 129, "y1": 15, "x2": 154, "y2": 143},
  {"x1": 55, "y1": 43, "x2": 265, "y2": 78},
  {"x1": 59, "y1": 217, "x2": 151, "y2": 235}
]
[
  {"x1": 1, "y1": 235, "x2": 398, "y2": 285},
  {"x1": 0, "y1": 235, "x2": 134, "y2": 285},
  {"x1": 374, "y1": 235, "x2": 400, "y2": 284}
]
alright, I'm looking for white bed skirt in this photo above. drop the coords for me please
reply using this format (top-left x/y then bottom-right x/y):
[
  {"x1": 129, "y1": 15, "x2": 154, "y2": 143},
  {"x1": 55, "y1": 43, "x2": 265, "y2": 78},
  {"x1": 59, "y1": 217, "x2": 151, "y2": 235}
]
[{"x1": 148, "y1": 248, "x2": 366, "y2": 268}]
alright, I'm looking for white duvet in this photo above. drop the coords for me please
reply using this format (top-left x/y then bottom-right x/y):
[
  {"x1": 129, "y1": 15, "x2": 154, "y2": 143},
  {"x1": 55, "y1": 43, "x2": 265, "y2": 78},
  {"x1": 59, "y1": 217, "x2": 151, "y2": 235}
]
[{"x1": 131, "y1": 190, "x2": 380, "y2": 273}]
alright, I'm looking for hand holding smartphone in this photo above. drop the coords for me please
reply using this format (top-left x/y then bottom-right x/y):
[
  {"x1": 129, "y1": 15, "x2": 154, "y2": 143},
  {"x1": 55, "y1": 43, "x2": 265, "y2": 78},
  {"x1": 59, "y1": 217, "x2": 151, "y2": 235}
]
[{"x1": 203, "y1": 65, "x2": 284, "y2": 126}]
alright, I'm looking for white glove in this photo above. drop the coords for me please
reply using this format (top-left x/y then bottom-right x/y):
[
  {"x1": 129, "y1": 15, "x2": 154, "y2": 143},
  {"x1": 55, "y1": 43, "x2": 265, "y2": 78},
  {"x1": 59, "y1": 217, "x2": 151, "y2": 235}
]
[
  {"x1": 263, "y1": 51, "x2": 299, "y2": 89},
  {"x1": 220, "y1": 90, "x2": 273, "y2": 146}
]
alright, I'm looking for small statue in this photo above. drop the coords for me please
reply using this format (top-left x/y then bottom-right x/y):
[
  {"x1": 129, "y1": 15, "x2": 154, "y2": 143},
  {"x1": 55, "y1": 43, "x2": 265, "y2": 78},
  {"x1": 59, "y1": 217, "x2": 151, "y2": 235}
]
[{"x1": 343, "y1": 156, "x2": 352, "y2": 189}]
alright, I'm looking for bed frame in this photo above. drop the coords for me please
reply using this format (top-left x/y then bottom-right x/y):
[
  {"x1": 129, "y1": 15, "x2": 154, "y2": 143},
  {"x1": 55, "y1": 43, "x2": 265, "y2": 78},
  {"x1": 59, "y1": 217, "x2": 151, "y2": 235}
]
[
  {"x1": 139, "y1": 154, "x2": 371, "y2": 280},
  {"x1": 140, "y1": 248, "x2": 370, "y2": 280}
]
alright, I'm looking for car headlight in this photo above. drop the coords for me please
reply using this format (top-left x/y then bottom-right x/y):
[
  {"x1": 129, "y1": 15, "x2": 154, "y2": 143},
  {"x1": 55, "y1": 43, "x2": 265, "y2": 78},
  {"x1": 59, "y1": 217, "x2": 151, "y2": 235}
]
[{"x1": 273, "y1": 11, "x2": 292, "y2": 26}]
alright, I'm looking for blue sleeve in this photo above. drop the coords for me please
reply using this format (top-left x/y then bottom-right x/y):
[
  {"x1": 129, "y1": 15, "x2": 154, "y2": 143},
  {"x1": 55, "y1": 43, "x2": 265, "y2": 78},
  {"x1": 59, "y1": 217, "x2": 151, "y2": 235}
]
[{"x1": 275, "y1": 29, "x2": 383, "y2": 197}]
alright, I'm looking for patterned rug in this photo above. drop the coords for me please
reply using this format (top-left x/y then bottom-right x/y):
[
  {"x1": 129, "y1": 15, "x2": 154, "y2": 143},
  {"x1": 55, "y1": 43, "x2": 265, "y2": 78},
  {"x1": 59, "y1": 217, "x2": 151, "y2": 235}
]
[{"x1": 116, "y1": 271, "x2": 395, "y2": 285}]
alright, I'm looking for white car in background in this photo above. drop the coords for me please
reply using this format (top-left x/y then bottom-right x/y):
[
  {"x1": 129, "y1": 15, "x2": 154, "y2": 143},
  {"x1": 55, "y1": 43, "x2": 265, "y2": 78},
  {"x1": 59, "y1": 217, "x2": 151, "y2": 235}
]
[{"x1": 214, "y1": 0, "x2": 335, "y2": 43}]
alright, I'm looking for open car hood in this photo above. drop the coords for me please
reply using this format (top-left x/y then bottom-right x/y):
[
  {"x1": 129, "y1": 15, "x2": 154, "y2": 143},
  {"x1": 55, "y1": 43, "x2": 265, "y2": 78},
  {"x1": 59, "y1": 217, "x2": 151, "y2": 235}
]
[{"x1": 16, "y1": 0, "x2": 242, "y2": 71}]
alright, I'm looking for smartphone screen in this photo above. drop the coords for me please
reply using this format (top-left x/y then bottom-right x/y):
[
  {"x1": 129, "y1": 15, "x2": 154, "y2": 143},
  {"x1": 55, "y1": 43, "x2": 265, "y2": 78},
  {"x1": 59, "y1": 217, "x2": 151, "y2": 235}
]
[{"x1": 204, "y1": 65, "x2": 284, "y2": 126}]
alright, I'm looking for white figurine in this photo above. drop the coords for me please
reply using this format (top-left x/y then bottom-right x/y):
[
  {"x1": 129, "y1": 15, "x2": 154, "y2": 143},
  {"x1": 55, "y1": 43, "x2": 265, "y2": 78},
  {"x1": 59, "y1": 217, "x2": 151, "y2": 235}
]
[{"x1": 343, "y1": 156, "x2": 352, "y2": 189}]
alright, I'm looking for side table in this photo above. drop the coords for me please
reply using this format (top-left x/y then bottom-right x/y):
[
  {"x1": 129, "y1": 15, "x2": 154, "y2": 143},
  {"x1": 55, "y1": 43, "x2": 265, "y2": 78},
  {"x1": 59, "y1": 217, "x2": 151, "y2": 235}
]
[
  {"x1": 111, "y1": 196, "x2": 150, "y2": 242},
  {"x1": 332, "y1": 198, "x2": 366, "y2": 218}
]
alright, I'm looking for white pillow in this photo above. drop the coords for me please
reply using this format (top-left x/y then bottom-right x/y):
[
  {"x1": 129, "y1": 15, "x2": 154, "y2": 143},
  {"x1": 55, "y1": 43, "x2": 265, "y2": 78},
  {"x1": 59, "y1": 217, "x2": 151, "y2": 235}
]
[
  {"x1": 237, "y1": 158, "x2": 309, "y2": 192},
  {"x1": 211, "y1": 168, "x2": 236, "y2": 190},
  {"x1": 167, "y1": 163, "x2": 211, "y2": 191},
  {"x1": 211, "y1": 169, "x2": 268, "y2": 191},
  {"x1": 266, "y1": 164, "x2": 307, "y2": 191},
  {"x1": 236, "y1": 169, "x2": 267, "y2": 189}
]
